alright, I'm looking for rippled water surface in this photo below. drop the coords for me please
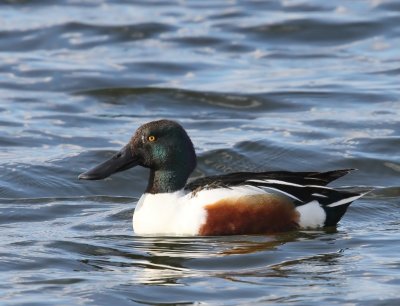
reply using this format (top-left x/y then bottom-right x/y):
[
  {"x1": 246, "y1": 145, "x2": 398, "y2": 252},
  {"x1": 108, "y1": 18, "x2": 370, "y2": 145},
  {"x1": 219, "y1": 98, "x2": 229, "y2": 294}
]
[{"x1": 1, "y1": 0, "x2": 400, "y2": 305}]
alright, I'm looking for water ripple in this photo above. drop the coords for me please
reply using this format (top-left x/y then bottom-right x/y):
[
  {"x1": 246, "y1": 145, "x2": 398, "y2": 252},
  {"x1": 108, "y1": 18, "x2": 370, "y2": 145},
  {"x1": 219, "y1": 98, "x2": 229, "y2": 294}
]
[{"x1": 1, "y1": 0, "x2": 400, "y2": 305}]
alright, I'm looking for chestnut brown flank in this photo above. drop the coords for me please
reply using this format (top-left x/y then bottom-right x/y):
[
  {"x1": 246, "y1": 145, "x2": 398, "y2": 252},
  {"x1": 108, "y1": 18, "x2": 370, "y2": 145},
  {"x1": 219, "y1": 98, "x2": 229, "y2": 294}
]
[{"x1": 199, "y1": 194, "x2": 300, "y2": 235}]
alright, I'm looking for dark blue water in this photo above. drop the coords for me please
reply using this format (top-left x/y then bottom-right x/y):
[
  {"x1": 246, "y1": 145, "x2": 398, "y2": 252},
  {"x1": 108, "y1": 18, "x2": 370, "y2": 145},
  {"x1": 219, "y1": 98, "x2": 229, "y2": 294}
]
[{"x1": 1, "y1": 1, "x2": 399, "y2": 305}]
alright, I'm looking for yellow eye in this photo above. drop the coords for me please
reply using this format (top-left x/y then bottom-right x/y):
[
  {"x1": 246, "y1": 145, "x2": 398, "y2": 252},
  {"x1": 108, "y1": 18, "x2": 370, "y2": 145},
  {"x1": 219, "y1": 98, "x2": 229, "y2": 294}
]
[{"x1": 148, "y1": 135, "x2": 156, "y2": 142}]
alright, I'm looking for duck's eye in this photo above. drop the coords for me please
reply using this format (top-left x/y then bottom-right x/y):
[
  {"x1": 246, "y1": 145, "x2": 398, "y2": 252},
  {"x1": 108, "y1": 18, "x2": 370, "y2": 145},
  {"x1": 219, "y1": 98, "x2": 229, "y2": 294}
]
[{"x1": 148, "y1": 135, "x2": 157, "y2": 142}]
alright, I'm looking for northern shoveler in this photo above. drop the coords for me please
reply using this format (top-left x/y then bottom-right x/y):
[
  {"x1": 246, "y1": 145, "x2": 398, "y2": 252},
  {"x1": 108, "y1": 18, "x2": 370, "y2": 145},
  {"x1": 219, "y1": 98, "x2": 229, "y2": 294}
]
[{"x1": 79, "y1": 119, "x2": 363, "y2": 236}]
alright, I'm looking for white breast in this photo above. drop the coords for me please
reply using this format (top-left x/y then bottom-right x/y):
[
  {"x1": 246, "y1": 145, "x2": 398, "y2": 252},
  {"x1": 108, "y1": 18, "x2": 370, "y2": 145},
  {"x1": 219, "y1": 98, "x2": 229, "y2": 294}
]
[{"x1": 132, "y1": 190, "x2": 206, "y2": 235}]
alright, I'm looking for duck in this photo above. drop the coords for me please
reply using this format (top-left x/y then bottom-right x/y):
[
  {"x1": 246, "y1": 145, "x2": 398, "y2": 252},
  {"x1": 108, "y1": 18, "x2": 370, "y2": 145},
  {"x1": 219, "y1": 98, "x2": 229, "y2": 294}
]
[{"x1": 78, "y1": 119, "x2": 364, "y2": 236}]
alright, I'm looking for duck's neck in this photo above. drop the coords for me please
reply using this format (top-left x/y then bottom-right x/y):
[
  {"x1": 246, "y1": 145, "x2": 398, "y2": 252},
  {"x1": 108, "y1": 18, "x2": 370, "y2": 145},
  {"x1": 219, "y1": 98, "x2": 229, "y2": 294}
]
[{"x1": 146, "y1": 169, "x2": 189, "y2": 194}]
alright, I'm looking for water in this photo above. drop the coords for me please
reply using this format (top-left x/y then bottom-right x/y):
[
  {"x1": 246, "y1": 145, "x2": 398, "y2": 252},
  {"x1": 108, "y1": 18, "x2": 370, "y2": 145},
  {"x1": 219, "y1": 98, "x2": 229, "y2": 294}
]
[{"x1": 0, "y1": 0, "x2": 399, "y2": 304}]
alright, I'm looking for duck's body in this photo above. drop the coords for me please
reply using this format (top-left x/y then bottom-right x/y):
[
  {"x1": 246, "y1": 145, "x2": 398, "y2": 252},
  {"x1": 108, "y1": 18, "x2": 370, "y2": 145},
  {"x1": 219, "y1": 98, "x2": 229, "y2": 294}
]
[
  {"x1": 79, "y1": 119, "x2": 363, "y2": 236},
  {"x1": 134, "y1": 186, "x2": 298, "y2": 236},
  {"x1": 133, "y1": 170, "x2": 361, "y2": 236}
]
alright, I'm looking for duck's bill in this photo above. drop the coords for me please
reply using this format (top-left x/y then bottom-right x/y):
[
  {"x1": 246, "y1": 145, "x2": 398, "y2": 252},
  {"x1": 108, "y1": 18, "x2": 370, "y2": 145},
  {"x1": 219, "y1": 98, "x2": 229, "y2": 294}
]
[{"x1": 78, "y1": 145, "x2": 138, "y2": 180}]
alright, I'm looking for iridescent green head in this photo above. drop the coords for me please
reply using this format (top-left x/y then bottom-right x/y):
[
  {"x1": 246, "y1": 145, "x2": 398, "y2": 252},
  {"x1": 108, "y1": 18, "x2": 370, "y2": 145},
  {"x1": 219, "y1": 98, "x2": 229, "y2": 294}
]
[{"x1": 79, "y1": 120, "x2": 197, "y2": 194}]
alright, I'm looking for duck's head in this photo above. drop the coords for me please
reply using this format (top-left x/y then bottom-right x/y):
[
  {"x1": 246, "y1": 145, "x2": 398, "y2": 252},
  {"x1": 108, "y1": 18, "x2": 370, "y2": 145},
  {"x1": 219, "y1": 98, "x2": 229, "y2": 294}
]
[{"x1": 79, "y1": 120, "x2": 197, "y2": 193}]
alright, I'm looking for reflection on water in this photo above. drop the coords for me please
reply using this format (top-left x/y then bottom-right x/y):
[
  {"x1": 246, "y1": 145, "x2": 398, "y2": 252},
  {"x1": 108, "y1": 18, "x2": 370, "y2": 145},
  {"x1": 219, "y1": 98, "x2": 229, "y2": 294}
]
[{"x1": 1, "y1": 0, "x2": 400, "y2": 305}]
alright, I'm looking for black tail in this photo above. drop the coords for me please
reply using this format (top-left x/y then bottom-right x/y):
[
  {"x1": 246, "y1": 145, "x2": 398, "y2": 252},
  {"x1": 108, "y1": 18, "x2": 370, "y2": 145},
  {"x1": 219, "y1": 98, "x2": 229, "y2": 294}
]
[{"x1": 321, "y1": 192, "x2": 363, "y2": 226}]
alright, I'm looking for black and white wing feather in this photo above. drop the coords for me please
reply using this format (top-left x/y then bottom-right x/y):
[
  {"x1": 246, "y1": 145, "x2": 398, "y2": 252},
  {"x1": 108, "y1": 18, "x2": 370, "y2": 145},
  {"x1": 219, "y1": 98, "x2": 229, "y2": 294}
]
[{"x1": 186, "y1": 169, "x2": 363, "y2": 226}]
